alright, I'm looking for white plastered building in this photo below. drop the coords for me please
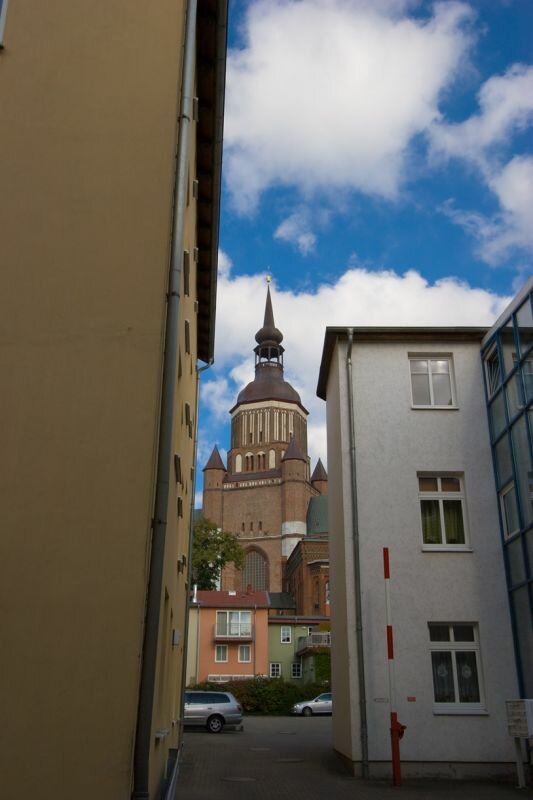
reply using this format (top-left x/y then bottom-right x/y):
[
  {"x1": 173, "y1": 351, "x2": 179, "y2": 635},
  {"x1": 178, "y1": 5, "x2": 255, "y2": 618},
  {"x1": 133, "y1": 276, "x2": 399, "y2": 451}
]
[{"x1": 317, "y1": 327, "x2": 519, "y2": 778}]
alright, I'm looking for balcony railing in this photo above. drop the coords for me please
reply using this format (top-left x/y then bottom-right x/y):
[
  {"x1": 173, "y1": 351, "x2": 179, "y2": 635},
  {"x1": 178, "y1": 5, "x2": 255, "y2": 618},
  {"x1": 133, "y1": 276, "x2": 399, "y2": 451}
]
[
  {"x1": 296, "y1": 632, "x2": 331, "y2": 655},
  {"x1": 213, "y1": 623, "x2": 254, "y2": 641}
]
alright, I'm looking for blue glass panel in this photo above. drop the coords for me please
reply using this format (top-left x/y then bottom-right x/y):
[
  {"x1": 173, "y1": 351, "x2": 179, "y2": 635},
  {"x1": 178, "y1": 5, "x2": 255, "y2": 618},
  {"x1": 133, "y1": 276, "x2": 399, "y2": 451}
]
[
  {"x1": 495, "y1": 434, "x2": 513, "y2": 488},
  {"x1": 517, "y1": 299, "x2": 533, "y2": 357},
  {"x1": 511, "y1": 416, "x2": 533, "y2": 528},
  {"x1": 489, "y1": 391, "x2": 507, "y2": 439},
  {"x1": 506, "y1": 373, "x2": 523, "y2": 420},
  {"x1": 511, "y1": 587, "x2": 533, "y2": 697},
  {"x1": 506, "y1": 536, "x2": 526, "y2": 586},
  {"x1": 501, "y1": 323, "x2": 518, "y2": 378}
]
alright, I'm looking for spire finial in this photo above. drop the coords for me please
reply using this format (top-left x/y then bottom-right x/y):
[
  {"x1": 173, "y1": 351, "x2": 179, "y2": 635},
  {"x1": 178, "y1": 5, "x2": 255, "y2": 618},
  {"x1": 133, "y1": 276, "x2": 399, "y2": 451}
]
[{"x1": 254, "y1": 282, "x2": 284, "y2": 366}]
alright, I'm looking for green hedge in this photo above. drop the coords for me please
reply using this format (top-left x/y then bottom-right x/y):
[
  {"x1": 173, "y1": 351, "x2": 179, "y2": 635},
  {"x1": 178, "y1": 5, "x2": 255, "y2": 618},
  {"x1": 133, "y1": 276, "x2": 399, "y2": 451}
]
[{"x1": 187, "y1": 677, "x2": 330, "y2": 715}]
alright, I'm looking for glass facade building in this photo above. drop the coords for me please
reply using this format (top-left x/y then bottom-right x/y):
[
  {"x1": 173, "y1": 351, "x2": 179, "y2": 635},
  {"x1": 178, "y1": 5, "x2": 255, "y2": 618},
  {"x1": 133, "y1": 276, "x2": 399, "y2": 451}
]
[{"x1": 481, "y1": 278, "x2": 533, "y2": 697}]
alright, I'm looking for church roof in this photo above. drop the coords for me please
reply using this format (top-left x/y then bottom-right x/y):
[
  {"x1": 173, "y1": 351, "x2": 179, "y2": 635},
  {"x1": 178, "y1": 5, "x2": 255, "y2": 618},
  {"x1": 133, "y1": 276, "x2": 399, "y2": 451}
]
[
  {"x1": 203, "y1": 446, "x2": 226, "y2": 471},
  {"x1": 255, "y1": 286, "x2": 284, "y2": 351},
  {"x1": 282, "y1": 436, "x2": 306, "y2": 462},
  {"x1": 194, "y1": 590, "x2": 270, "y2": 608},
  {"x1": 234, "y1": 364, "x2": 303, "y2": 408},
  {"x1": 306, "y1": 496, "x2": 329, "y2": 537},
  {"x1": 311, "y1": 458, "x2": 328, "y2": 482},
  {"x1": 268, "y1": 592, "x2": 296, "y2": 610},
  {"x1": 230, "y1": 285, "x2": 307, "y2": 413}
]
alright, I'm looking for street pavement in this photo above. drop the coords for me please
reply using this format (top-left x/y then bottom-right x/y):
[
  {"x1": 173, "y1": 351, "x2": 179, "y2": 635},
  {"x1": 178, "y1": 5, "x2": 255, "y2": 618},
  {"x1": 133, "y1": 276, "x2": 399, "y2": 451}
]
[{"x1": 176, "y1": 715, "x2": 532, "y2": 800}]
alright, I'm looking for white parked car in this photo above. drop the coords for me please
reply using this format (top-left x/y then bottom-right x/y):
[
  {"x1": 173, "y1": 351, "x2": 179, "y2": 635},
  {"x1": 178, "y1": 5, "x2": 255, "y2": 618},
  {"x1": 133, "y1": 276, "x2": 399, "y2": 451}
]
[{"x1": 291, "y1": 692, "x2": 332, "y2": 716}]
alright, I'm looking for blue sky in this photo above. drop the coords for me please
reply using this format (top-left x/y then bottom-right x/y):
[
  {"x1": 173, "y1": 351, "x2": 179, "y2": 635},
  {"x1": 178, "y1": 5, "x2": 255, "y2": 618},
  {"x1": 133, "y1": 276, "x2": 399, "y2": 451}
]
[{"x1": 196, "y1": 0, "x2": 533, "y2": 505}]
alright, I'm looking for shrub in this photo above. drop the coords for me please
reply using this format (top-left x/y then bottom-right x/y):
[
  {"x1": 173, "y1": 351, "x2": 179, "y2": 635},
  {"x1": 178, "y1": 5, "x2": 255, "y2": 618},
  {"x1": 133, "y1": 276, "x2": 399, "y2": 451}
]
[{"x1": 187, "y1": 677, "x2": 330, "y2": 715}]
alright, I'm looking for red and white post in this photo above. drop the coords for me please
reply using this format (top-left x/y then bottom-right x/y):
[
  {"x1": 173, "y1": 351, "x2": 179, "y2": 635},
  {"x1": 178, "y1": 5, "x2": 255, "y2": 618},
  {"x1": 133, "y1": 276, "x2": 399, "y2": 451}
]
[{"x1": 383, "y1": 547, "x2": 405, "y2": 787}]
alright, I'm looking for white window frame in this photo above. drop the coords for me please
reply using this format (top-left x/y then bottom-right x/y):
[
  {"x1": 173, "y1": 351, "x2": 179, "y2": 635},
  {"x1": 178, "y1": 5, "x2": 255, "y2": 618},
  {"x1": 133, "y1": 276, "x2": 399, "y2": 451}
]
[
  {"x1": 485, "y1": 346, "x2": 502, "y2": 398},
  {"x1": 280, "y1": 625, "x2": 292, "y2": 644},
  {"x1": 291, "y1": 662, "x2": 302, "y2": 679},
  {"x1": 270, "y1": 662, "x2": 281, "y2": 678},
  {"x1": 418, "y1": 474, "x2": 470, "y2": 551},
  {"x1": 0, "y1": 0, "x2": 8, "y2": 46},
  {"x1": 500, "y1": 482, "x2": 520, "y2": 539},
  {"x1": 409, "y1": 355, "x2": 457, "y2": 408},
  {"x1": 215, "y1": 644, "x2": 228, "y2": 663},
  {"x1": 428, "y1": 623, "x2": 485, "y2": 714},
  {"x1": 238, "y1": 644, "x2": 251, "y2": 663},
  {"x1": 216, "y1": 610, "x2": 252, "y2": 637}
]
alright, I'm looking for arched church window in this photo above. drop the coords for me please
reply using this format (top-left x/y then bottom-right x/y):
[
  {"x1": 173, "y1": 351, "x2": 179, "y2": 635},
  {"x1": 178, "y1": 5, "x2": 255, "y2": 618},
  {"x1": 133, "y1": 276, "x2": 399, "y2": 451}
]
[
  {"x1": 240, "y1": 549, "x2": 268, "y2": 591},
  {"x1": 269, "y1": 449, "x2": 276, "y2": 469},
  {"x1": 235, "y1": 454, "x2": 242, "y2": 473}
]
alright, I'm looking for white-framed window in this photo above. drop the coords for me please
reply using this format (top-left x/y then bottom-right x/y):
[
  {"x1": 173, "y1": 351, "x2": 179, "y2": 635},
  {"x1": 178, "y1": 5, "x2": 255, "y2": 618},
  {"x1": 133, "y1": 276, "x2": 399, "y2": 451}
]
[
  {"x1": 428, "y1": 623, "x2": 484, "y2": 713},
  {"x1": 281, "y1": 625, "x2": 291, "y2": 644},
  {"x1": 216, "y1": 610, "x2": 252, "y2": 637},
  {"x1": 0, "y1": 0, "x2": 9, "y2": 46},
  {"x1": 291, "y1": 662, "x2": 302, "y2": 679},
  {"x1": 215, "y1": 645, "x2": 228, "y2": 663},
  {"x1": 418, "y1": 475, "x2": 468, "y2": 549},
  {"x1": 409, "y1": 356, "x2": 455, "y2": 407},
  {"x1": 238, "y1": 645, "x2": 251, "y2": 663},
  {"x1": 270, "y1": 662, "x2": 281, "y2": 678},
  {"x1": 485, "y1": 346, "x2": 502, "y2": 397}
]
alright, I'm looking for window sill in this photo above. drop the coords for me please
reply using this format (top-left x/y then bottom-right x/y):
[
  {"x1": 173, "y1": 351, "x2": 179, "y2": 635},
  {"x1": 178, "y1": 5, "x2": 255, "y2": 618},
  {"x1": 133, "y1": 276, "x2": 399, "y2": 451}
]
[
  {"x1": 422, "y1": 545, "x2": 472, "y2": 552},
  {"x1": 433, "y1": 706, "x2": 488, "y2": 716},
  {"x1": 411, "y1": 405, "x2": 459, "y2": 411}
]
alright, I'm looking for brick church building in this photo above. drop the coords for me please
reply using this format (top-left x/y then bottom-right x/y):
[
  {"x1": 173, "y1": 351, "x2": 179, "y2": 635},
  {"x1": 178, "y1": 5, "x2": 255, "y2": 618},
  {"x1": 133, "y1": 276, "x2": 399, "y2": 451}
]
[{"x1": 202, "y1": 286, "x2": 328, "y2": 594}]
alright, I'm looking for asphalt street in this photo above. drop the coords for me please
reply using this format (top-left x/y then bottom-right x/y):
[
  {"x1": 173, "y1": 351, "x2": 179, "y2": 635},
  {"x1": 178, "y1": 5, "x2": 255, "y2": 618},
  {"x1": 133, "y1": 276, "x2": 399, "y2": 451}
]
[{"x1": 176, "y1": 715, "x2": 532, "y2": 800}]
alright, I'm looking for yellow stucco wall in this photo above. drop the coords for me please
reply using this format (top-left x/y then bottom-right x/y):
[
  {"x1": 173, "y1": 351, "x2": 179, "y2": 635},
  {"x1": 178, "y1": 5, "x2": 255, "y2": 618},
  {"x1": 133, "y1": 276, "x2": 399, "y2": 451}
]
[{"x1": 0, "y1": 3, "x2": 204, "y2": 798}]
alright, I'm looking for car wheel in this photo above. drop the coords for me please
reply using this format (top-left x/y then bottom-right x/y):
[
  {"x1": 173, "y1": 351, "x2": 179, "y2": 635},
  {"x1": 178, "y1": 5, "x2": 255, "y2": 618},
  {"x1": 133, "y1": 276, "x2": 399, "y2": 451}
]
[
  {"x1": 207, "y1": 715, "x2": 224, "y2": 733},
  {"x1": 302, "y1": 707, "x2": 312, "y2": 717}
]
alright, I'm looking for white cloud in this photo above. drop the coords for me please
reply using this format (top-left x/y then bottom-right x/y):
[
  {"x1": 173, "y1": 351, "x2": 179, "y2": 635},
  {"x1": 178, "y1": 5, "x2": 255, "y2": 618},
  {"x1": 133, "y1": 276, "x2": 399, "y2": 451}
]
[
  {"x1": 430, "y1": 64, "x2": 533, "y2": 167},
  {"x1": 441, "y1": 156, "x2": 533, "y2": 265},
  {"x1": 200, "y1": 377, "x2": 236, "y2": 421},
  {"x1": 205, "y1": 261, "x2": 512, "y2": 465},
  {"x1": 274, "y1": 211, "x2": 317, "y2": 255},
  {"x1": 217, "y1": 249, "x2": 233, "y2": 278},
  {"x1": 429, "y1": 66, "x2": 533, "y2": 265},
  {"x1": 224, "y1": 0, "x2": 473, "y2": 212}
]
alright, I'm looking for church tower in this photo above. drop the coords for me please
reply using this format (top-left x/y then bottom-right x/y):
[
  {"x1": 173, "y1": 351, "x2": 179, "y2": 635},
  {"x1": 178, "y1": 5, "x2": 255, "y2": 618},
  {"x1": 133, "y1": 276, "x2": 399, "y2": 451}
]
[{"x1": 202, "y1": 285, "x2": 327, "y2": 592}]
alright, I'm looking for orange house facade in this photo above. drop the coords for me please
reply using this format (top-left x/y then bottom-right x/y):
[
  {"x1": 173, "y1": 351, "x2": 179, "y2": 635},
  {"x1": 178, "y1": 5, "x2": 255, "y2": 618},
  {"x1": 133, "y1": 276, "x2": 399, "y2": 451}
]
[{"x1": 187, "y1": 591, "x2": 269, "y2": 683}]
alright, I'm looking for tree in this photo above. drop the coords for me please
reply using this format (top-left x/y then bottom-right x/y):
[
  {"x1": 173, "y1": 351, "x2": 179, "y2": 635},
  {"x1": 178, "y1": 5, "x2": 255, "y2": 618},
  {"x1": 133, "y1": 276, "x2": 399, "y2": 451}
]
[{"x1": 191, "y1": 516, "x2": 245, "y2": 590}]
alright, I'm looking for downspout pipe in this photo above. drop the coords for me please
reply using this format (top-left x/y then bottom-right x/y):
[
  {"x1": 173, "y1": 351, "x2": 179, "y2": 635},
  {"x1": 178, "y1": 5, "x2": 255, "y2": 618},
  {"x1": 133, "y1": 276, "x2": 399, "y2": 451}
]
[
  {"x1": 180, "y1": 358, "x2": 213, "y2": 739},
  {"x1": 345, "y1": 329, "x2": 369, "y2": 778},
  {"x1": 132, "y1": 2, "x2": 198, "y2": 797}
]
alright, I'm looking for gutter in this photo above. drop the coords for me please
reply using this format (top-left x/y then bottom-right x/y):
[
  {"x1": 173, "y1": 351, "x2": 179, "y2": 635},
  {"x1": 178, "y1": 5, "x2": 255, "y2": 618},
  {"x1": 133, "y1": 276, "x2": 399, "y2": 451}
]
[
  {"x1": 180, "y1": 359, "x2": 213, "y2": 730},
  {"x1": 132, "y1": 2, "x2": 198, "y2": 797},
  {"x1": 345, "y1": 329, "x2": 369, "y2": 778}
]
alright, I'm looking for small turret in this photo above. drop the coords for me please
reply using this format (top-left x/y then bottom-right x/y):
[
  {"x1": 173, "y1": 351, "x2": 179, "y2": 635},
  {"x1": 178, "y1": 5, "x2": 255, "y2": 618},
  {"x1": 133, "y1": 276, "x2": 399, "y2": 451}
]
[
  {"x1": 311, "y1": 458, "x2": 328, "y2": 496},
  {"x1": 202, "y1": 446, "x2": 226, "y2": 522},
  {"x1": 203, "y1": 446, "x2": 226, "y2": 472}
]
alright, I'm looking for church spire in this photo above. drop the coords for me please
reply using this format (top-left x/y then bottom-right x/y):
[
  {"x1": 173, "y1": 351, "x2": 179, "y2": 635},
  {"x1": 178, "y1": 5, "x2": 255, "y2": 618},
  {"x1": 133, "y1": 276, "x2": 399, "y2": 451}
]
[{"x1": 254, "y1": 285, "x2": 284, "y2": 367}]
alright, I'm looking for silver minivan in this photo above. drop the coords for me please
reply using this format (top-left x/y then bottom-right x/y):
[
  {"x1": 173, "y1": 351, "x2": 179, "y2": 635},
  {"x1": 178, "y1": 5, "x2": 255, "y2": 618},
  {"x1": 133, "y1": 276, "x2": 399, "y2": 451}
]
[{"x1": 183, "y1": 690, "x2": 243, "y2": 733}]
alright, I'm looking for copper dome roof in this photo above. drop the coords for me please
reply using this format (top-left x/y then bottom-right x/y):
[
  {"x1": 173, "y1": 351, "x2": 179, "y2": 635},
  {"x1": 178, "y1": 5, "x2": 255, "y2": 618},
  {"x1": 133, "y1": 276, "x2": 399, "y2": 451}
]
[
  {"x1": 234, "y1": 363, "x2": 303, "y2": 407},
  {"x1": 230, "y1": 285, "x2": 307, "y2": 412}
]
